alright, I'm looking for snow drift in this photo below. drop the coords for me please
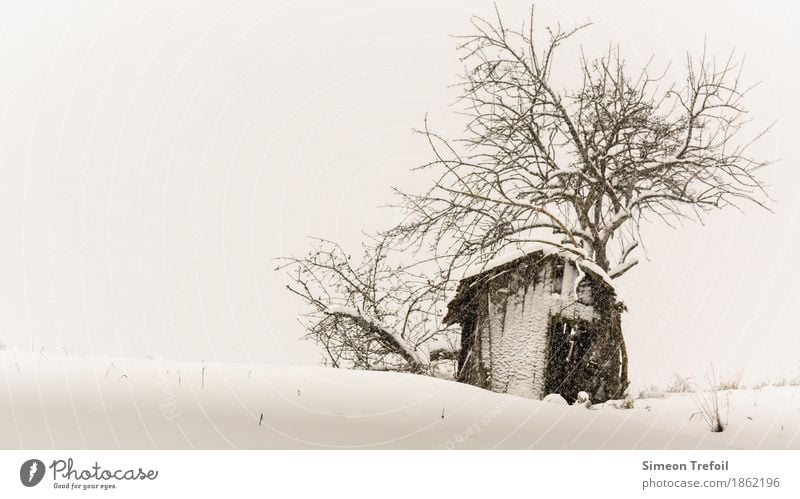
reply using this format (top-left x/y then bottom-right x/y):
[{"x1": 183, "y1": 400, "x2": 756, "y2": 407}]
[{"x1": 1, "y1": 351, "x2": 798, "y2": 449}]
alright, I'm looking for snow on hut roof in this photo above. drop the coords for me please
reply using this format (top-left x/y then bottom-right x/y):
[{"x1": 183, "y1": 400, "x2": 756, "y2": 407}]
[
  {"x1": 445, "y1": 243, "x2": 618, "y2": 326},
  {"x1": 462, "y1": 243, "x2": 560, "y2": 279},
  {"x1": 461, "y1": 242, "x2": 616, "y2": 289}
]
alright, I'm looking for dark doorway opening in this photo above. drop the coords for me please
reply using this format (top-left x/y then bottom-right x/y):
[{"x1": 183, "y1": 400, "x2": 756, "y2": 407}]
[{"x1": 544, "y1": 318, "x2": 593, "y2": 403}]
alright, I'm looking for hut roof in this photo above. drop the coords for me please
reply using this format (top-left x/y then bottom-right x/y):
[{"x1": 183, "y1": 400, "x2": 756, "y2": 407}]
[
  {"x1": 461, "y1": 243, "x2": 613, "y2": 285},
  {"x1": 444, "y1": 244, "x2": 616, "y2": 325}
]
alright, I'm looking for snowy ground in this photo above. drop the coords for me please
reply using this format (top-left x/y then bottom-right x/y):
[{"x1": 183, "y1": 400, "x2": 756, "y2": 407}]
[{"x1": 1, "y1": 350, "x2": 798, "y2": 449}]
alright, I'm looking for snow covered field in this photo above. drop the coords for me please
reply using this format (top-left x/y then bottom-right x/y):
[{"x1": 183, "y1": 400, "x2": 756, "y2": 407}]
[{"x1": 1, "y1": 350, "x2": 798, "y2": 449}]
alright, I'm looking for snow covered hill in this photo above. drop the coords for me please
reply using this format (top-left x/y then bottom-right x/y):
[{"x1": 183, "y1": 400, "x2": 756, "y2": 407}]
[{"x1": 1, "y1": 351, "x2": 798, "y2": 449}]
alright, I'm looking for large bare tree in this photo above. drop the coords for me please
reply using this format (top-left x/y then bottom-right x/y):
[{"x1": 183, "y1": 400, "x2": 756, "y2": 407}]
[{"x1": 279, "y1": 8, "x2": 771, "y2": 379}]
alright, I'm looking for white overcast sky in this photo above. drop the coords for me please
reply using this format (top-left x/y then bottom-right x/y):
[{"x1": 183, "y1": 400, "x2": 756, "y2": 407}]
[{"x1": 0, "y1": 0, "x2": 797, "y2": 387}]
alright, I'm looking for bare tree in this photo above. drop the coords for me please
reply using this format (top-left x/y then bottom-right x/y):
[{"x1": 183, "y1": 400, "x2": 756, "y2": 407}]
[
  {"x1": 279, "y1": 7, "x2": 771, "y2": 377},
  {"x1": 278, "y1": 236, "x2": 453, "y2": 374}
]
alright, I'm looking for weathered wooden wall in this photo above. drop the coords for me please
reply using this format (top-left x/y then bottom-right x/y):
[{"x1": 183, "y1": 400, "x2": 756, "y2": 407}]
[{"x1": 453, "y1": 254, "x2": 627, "y2": 403}]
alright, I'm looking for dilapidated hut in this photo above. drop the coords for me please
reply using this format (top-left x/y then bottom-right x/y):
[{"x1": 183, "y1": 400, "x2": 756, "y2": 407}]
[{"x1": 444, "y1": 245, "x2": 628, "y2": 403}]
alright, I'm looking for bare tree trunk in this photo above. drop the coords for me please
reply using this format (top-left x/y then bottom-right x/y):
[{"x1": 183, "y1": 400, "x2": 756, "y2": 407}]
[{"x1": 596, "y1": 297, "x2": 629, "y2": 401}]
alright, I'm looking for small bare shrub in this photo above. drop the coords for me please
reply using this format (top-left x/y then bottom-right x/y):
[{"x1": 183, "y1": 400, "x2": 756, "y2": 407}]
[
  {"x1": 772, "y1": 376, "x2": 788, "y2": 387},
  {"x1": 665, "y1": 374, "x2": 693, "y2": 393},
  {"x1": 717, "y1": 369, "x2": 744, "y2": 391},
  {"x1": 779, "y1": 368, "x2": 800, "y2": 386},
  {"x1": 612, "y1": 398, "x2": 635, "y2": 409},
  {"x1": 690, "y1": 371, "x2": 728, "y2": 433},
  {"x1": 602, "y1": 398, "x2": 635, "y2": 409}
]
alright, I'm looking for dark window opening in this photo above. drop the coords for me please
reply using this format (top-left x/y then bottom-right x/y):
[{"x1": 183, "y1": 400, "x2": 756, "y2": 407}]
[
  {"x1": 552, "y1": 260, "x2": 564, "y2": 294},
  {"x1": 576, "y1": 279, "x2": 593, "y2": 305}
]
